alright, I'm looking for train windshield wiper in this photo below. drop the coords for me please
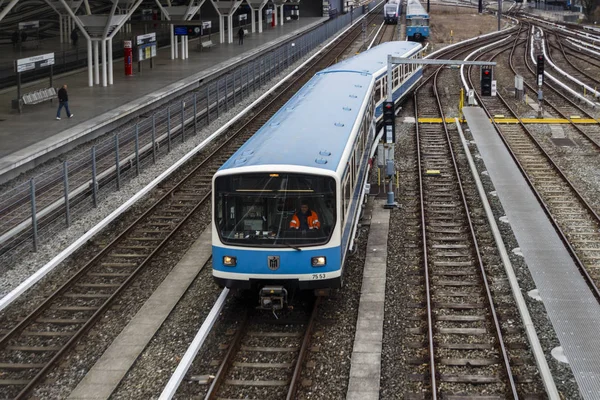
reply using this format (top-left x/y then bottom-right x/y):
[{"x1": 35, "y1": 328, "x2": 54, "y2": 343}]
[{"x1": 281, "y1": 242, "x2": 301, "y2": 251}]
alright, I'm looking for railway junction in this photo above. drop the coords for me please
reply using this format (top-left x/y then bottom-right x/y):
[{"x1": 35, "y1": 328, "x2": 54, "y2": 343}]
[{"x1": 2, "y1": 0, "x2": 600, "y2": 399}]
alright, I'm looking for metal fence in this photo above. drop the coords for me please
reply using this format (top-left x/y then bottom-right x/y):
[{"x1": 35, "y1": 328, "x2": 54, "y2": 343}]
[{"x1": 0, "y1": 3, "x2": 374, "y2": 258}]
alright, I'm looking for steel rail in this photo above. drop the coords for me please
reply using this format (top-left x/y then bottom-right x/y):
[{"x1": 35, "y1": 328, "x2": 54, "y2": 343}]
[
  {"x1": 286, "y1": 296, "x2": 321, "y2": 400},
  {"x1": 465, "y1": 41, "x2": 600, "y2": 304},
  {"x1": 413, "y1": 92, "x2": 437, "y2": 398}
]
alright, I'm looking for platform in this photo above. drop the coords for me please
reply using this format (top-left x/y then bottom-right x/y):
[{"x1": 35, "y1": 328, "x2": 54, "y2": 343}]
[
  {"x1": 0, "y1": 17, "x2": 325, "y2": 182},
  {"x1": 463, "y1": 106, "x2": 600, "y2": 399}
]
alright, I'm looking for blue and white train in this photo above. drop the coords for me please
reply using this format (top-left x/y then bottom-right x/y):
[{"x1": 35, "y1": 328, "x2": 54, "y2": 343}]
[
  {"x1": 406, "y1": 0, "x2": 429, "y2": 41},
  {"x1": 212, "y1": 41, "x2": 423, "y2": 309},
  {"x1": 384, "y1": 0, "x2": 401, "y2": 24}
]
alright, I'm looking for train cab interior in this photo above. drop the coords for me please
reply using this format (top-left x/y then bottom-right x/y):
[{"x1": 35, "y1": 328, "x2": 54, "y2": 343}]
[{"x1": 215, "y1": 173, "x2": 337, "y2": 247}]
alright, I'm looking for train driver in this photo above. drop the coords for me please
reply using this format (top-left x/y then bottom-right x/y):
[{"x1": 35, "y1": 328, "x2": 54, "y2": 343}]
[{"x1": 289, "y1": 200, "x2": 321, "y2": 230}]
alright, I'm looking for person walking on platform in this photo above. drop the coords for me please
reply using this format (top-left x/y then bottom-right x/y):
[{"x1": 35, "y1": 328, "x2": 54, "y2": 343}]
[
  {"x1": 238, "y1": 27, "x2": 245, "y2": 45},
  {"x1": 71, "y1": 29, "x2": 79, "y2": 47},
  {"x1": 56, "y1": 84, "x2": 73, "y2": 120}
]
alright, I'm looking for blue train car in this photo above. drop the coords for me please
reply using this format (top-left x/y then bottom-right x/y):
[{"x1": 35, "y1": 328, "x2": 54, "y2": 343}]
[
  {"x1": 406, "y1": 0, "x2": 429, "y2": 41},
  {"x1": 384, "y1": 0, "x2": 401, "y2": 24},
  {"x1": 212, "y1": 42, "x2": 423, "y2": 309}
]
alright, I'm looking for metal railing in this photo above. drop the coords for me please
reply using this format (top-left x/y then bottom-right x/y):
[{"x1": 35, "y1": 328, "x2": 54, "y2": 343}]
[{"x1": 0, "y1": 4, "x2": 371, "y2": 261}]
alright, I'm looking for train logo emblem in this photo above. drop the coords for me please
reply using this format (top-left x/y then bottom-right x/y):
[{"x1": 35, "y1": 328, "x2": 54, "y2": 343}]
[{"x1": 267, "y1": 256, "x2": 280, "y2": 270}]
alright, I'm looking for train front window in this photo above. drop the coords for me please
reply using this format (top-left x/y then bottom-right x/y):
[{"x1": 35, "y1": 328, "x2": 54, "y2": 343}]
[{"x1": 215, "y1": 173, "x2": 336, "y2": 247}]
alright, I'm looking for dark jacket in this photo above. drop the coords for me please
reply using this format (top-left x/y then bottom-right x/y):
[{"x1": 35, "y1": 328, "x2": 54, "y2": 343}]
[
  {"x1": 58, "y1": 88, "x2": 68, "y2": 102},
  {"x1": 238, "y1": 28, "x2": 244, "y2": 38}
]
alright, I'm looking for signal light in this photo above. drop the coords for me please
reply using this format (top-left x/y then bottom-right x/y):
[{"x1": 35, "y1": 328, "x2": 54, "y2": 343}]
[
  {"x1": 481, "y1": 66, "x2": 493, "y2": 96},
  {"x1": 536, "y1": 54, "x2": 545, "y2": 81}
]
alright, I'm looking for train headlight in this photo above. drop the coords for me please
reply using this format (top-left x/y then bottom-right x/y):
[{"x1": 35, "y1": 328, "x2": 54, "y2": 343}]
[
  {"x1": 223, "y1": 256, "x2": 237, "y2": 266},
  {"x1": 311, "y1": 256, "x2": 326, "y2": 267}
]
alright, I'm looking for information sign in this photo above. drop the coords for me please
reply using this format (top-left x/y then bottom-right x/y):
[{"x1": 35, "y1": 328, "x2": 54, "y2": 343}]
[
  {"x1": 16, "y1": 53, "x2": 54, "y2": 73},
  {"x1": 239, "y1": 14, "x2": 247, "y2": 21},
  {"x1": 18, "y1": 20, "x2": 39, "y2": 30},
  {"x1": 174, "y1": 25, "x2": 201, "y2": 36},
  {"x1": 136, "y1": 32, "x2": 156, "y2": 46},
  {"x1": 491, "y1": 80, "x2": 497, "y2": 97},
  {"x1": 136, "y1": 33, "x2": 157, "y2": 62},
  {"x1": 202, "y1": 21, "x2": 212, "y2": 29}
]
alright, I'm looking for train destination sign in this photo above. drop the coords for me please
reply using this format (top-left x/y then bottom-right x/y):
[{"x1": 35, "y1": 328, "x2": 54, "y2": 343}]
[{"x1": 16, "y1": 53, "x2": 54, "y2": 73}]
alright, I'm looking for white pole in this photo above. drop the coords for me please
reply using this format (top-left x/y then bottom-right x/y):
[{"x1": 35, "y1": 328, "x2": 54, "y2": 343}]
[
  {"x1": 101, "y1": 40, "x2": 107, "y2": 86},
  {"x1": 180, "y1": 35, "x2": 185, "y2": 59},
  {"x1": 280, "y1": 5, "x2": 284, "y2": 25},
  {"x1": 93, "y1": 40, "x2": 100, "y2": 85},
  {"x1": 251, "y1": 6, "x2": 256, "y2": 33},
  {"x1": 60, "y1": 15, "x2": 64, "y2": 43},
  {"x1": 259, "y1": 5, "x2": 264, "y2": 33},
  {"x1": 108, "y1": 38, "x2": 113, "y2": 85},
  {"x1": 274, "y1": 6, "x2": 277, "y2": 26},
  {"x1": 185, "y1": 36, "x2": 189, "y2": 58},
  {"x1": 228, "y1": 14, "x2": 233, "y2": 43},
  {"x1": 87, "y1": 38, "x2": 93, "y2": 87},
  {"x1": 174, "y1": 35, "x2": 178, "y2": 58},
  {"x1": 220, "y1": 16, "x2": 225, "y2": 43},
  {"x1": 170, "y1": 24, "x2": 175, "y2": 59}
]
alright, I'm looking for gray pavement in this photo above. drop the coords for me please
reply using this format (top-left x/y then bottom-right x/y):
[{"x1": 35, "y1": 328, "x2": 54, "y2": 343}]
[
  {"x1": 347, "y1": 198, "x2": 389, "y2": 400},
  {"x1": 0, "y1": 17, "x2": 325, "y2": 179},
  {"x1": 464, "y1": 106, "x2": 600, "y2": 399},
  {"x1": 67, "y1": 228, "x2": 212, "y2": 400}
]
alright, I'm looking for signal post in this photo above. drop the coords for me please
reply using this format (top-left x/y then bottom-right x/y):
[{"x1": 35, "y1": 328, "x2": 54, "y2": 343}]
[{"x1": 383, "y1": 55, "x2": 496, "y2": 209}]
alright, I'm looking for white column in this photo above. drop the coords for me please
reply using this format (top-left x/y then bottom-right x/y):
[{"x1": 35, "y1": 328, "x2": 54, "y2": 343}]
[
  {"x1": 87, "y1": 38, "x2": 93, "y2": 87},
  {"x1": 274, "y1": 6, "x2": 277, "y2": 26},
  {"x1": 220, "y1": 16, "x2": 225, "y2": 43},
  {"x1": 101, "y1": 40, "x2": 107, "y2": 86},
  {"x1": 258, "y1": 6, "x2": 264, "y2": 33},
  {"x1": 185, "y1": 36, "x2": 189, "y2": 58},
  {"x1": 228, "y1": 14, "x2": 233, "y2": 43},
  {"x1": 170, "y1": 24, "x2": 175, "y2": 59},
  {"x1": 180, "y1": 35, "x2": 185, "y2": 59},
  {"x1": 108, "y1": 38, "x2": 113, "y2": 85},
  {"x1": 59, "y1": 15, "x2": 64, "y2": 43},
  {"x1": 280, "y1": 5, "x2": 284, "y2": 25},
  {"x1": 174, "y1": 35, "x2": 178, "y2": 58},
  {"x1": 93, "y1": 40, "x2": 99, "y2": 85},
  {"x1": 250, "y1": 7, "x2": 256, "y2": 33}
]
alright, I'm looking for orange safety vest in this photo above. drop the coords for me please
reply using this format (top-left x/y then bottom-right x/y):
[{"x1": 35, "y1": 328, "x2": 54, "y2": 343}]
[{"x1": 289, "y1": 210, "x2": 321, "y2": 229}]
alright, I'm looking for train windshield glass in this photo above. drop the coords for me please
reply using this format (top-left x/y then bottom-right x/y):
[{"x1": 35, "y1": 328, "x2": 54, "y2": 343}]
[{"x1": 215, "y1": 173, "x2": 336, "y2": 247}]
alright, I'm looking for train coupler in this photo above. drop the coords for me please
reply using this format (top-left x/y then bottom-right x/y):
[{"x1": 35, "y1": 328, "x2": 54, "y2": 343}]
[{"x1": 258, "y1": 286, "x2": 288, "y2": 311}]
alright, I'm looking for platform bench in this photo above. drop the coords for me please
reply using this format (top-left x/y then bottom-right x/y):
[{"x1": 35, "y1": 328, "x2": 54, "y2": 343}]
[
  {"x1": 12, "y1": 87, "x2": 56, "y2": 110},
  {"x1": 201, "y1": 40, "x2": 215, "y2": 50}
]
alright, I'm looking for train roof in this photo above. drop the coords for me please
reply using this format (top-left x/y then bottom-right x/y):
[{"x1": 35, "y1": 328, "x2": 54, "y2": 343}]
[
  {"x1": 406, "y1": 0, "x2": 428, "y2": 17},
  {"x1": 218, "y1": 71, "x2": 373, "y2": 174},
  {"x1": 320, "y1": 41, "x2": 422, "y2": 77},
  {"x1": 217, "y1": 42, "x2": 422, "y2": 176}
]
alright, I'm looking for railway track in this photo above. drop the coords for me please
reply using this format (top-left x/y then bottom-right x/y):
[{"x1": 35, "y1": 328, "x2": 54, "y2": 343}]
[
  {"x1": 0, "y1": 10, "x2": 382, "y2": 399},
  {"x1": 410, "y1": 75, "x2": 521, "y2": 400},
  {"x1": 397, "y1": 26, "x2": 548, "y2": 397},
  {"x1": 467, "y1": 40, "x2": 600, "y2": 304},
  {"x1": 202, "y1": 299, "x2": 319, "y2": 400}
]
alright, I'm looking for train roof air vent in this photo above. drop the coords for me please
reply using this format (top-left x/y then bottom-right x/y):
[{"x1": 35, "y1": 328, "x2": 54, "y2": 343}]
[
  {"x1": 242, "y1": 150, "x2": 254, "y2": 156},
  {"x1": 315, "y1": 158, "x2": 328, "y2": 165},
  {"x1": 354, "y1": 84, "x2": 362, "y2": 88},
  {"x1": 270, "y1": 121, "x2": 280, "y2": 127},
  {"x1": 342, "y1": 107, "x2": 351, "y2": 111},
  {"x1": 319, "y1": 150, "x2": 331, "y2": 156},
  {"x1": 349, "y1": 94, "x2": 357, "y2": 98},
  {"x1": 334, "y1": 122, "x2": 345, "y2": 127},
  {"x1": 234, "y1": 157, "x2": 247, "y2": 165}
]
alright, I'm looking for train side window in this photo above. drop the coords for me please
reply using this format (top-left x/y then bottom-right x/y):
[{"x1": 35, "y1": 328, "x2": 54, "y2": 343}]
[{"x1": 375, "y1": 81, "x2": 381, "y2": 103}]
